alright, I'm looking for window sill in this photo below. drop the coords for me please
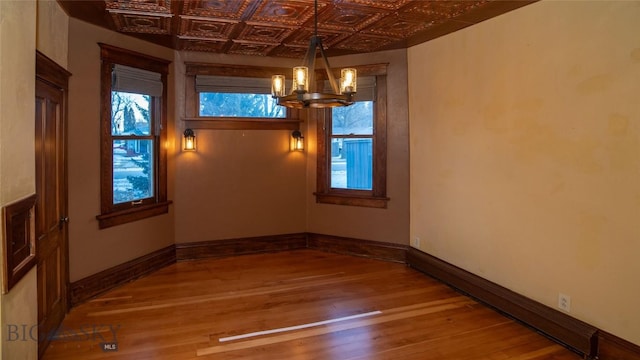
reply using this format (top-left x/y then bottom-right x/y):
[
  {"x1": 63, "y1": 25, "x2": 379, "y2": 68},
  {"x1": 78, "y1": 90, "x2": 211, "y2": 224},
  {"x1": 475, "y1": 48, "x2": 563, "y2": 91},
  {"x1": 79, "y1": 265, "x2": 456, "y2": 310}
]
[
  {"x1": 184, "y1": 117, "x2": 301, "y2": 130},
  {"x1": 96, "y1": 201, "x2": 172, "y2": 229},
  {"x1": 314, "y1": 192, "x2": 389, "y2": 209}
]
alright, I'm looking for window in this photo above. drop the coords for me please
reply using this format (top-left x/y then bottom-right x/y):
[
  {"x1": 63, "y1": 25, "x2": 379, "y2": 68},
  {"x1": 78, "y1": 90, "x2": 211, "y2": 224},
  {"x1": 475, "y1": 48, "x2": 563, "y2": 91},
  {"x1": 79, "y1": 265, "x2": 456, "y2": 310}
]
[
  {"x1": 184, "y1": 63, "x2": 301, "y2": 131},
  {"x1": 315, "y1": 65, "x2": 389, "y2": 208},
  {"x1": 96, "y1": 44, "x2": 171, "y2": 229},
  {"x1": 196, "y1": 76, "x2": 285, "y2": 118}
]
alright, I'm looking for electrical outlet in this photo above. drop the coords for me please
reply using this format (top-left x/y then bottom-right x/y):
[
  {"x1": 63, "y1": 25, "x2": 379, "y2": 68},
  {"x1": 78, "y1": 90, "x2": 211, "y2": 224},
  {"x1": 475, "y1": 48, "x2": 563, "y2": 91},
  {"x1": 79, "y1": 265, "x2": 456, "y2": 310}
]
[
  {"x1": 412, "y1": 236, "x2": 421, "y2": 248},
  {"x1": 558, "y1": 293, "x2": 571, "y2": 312}
]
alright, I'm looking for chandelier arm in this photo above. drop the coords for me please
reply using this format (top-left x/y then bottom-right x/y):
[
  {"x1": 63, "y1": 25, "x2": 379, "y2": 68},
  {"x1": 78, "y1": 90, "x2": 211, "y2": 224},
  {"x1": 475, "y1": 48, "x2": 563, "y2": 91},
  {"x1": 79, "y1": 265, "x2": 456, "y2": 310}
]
[
  {"x1": 302, "y1": 36, "x2": 317, "y2": 73},
  {"x1": 317, "y1": 37, "x2": 340, "y2": 94},
  {"x1": 307, "y1": 36, "x2": 320, "y2": 93}
]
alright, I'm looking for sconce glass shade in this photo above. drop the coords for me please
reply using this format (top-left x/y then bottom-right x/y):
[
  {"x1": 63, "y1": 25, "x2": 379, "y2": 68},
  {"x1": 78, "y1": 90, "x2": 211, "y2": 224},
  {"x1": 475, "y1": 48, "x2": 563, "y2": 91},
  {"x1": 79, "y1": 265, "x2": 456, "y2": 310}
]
[
  {"x1": 183, "y1": 128, "x2": 196, "y2": 151},
  {"x1": 292, "y1": 66, "x2": 308, "y2": 93},
  {"x1": 340, "y1": 68, "x2": 357, "y2": 94},
  {"x1": 291, "y1": 130, "x2": 304, "y2": 152},
  {"x1": 271, "y1": 75, "x2": 286, "y2": 98}
]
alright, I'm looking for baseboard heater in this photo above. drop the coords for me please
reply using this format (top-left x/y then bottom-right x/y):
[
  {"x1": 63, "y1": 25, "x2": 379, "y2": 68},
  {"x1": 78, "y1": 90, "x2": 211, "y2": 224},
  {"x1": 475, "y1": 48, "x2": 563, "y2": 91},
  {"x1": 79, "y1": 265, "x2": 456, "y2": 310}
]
[{"x1": 407, "y1": 248, "x2": 598, "y2": 359}]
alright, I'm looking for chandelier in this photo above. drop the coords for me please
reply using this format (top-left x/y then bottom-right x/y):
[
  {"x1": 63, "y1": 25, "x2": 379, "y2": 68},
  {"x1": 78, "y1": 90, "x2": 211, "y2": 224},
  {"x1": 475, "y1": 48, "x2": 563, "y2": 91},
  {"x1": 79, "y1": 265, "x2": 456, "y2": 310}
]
[{"x1": 271, "y1": 0, "x2": 357, "y2": 109}]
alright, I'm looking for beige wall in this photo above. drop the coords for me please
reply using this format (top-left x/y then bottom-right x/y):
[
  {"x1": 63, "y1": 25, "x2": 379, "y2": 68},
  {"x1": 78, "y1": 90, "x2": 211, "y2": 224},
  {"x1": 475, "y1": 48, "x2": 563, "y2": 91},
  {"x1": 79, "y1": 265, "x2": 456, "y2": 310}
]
[
  {"x1": 173, "y1": 52, "x2": 306, "y2": 243},
  {"x1": 36, "y1": 0, "x2": 68, "y2": 65},
  {"x1": 67, "y1": 18, "x2": 175, "y2": 281},
  {"x1": 1, "y1": 1, "x2": 37, "y2": 358},
  {"x1": 306, "y1": 49, "x2": 410, "y2": 244},
  {"x1": 173, "y1": 49, "x2": 410, "y2": 246},
  {"x1": 0, "y1": 0, "x2": 68, "y2": 358},
  {"x1": 409, "y1": 0, "x2": 640, "y2": 345}
]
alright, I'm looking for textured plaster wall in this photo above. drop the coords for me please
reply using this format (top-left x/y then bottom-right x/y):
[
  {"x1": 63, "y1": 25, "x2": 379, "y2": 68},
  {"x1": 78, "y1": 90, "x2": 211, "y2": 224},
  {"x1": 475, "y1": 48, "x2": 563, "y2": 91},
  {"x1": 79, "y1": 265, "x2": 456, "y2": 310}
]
[
  {"x1": 409, "y1": 0, "x2": 640, "y2": 345},
  {"x1": 0, "y1": 1, "x2": 37, "y2": 358}
]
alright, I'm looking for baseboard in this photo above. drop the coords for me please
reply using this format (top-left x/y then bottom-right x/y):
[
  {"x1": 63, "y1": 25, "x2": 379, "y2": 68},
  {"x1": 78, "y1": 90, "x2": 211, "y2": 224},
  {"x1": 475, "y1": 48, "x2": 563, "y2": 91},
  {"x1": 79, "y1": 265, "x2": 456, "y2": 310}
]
[
  {"x1": 307, "y1": 233, "x2": 408, "y2": 263},
  {"x1": 406, "y1": 248, "x2": 598, "y2": 359},
  {"x1": 69, "y1": 245, "x2": 176, "y2": 306},
  {"x1": 598, "y1": 330, "x2": 640, "y2": 360},
  {"x1": 175, "y1": 233, "x2": 307, "y2": 261}
]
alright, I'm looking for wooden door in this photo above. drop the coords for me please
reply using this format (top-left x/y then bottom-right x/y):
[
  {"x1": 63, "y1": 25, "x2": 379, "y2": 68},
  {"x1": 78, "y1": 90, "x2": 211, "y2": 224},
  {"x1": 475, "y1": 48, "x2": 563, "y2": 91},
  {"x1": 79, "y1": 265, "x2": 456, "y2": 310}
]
[{"x1": 35, "y1": 52, "x2": 70, "y2": 358}]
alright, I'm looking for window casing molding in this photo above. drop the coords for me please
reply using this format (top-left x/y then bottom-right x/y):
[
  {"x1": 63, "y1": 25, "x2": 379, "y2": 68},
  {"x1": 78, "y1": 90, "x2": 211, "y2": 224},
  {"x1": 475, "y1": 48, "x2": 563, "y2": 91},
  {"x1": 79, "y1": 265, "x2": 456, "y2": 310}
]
[
  {"x1": 184, "y1": 63, "x2": 301, "y2": 130},
  {"x1": 96, "y1": 43, "x2": 171, "y2": 229},
  {"x1": 314, "y1": 64, "x2": 389, "y2": 208}
]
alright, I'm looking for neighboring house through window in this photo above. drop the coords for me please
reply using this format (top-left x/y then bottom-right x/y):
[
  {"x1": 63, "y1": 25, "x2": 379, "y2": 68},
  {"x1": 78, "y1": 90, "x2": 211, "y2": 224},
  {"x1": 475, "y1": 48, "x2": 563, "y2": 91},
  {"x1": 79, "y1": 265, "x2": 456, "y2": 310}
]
[
  {"x1": 315, "y1": 64, "x2": 389, "y2": 208},
  {"x1": 96, "y1": 43, "x2": 171, "y2": 229}
]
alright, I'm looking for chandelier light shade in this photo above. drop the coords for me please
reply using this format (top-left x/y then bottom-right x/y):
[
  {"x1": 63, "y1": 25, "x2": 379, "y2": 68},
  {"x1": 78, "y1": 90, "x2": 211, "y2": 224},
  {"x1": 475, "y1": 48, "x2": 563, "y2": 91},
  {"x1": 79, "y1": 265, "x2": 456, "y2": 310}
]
[
  {"x1": 271, "y1": 0, "x2": 356, "y2": 109},
  {"x1": 340, "y1": 68, "x2": 357, "y2": 94},
  {"x1": 271, "y1": 75, "x2": 286, "y2": 97}
]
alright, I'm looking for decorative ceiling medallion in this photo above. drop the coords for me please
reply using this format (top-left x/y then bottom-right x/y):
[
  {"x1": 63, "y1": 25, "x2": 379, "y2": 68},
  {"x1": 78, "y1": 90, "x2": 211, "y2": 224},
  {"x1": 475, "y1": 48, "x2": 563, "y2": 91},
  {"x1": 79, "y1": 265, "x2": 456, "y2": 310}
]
[
  {"x1": 250, "y1": 0, "x2": 326, "y2": 26},
  {"x1": 179, "y1": 39, "x2": 228, "y2": 52},
  {"x1": 182, "y1": 0, "x2": 252, "y2": 20},
  {"x1": 111, "y1": 13, "x2": 171, "y2": 34},
  {"x1": 179, "y1": 17, "x2": 238, "y2": 39},
  {"x1": 236, "y1": 23, "x2": 295, "y2": 43},
  {"x1": 228, "y1": 40, "x2": 278, "y2": 56},
  {"x1": 315, "y1": 4, "x2": 385, "y2": 32},
  {"x1": 106, "y1": 0, "x2": 171, "y2": 13},
  {"x1": 334, "y1": 33, "x2": 394, "y2": 52}
]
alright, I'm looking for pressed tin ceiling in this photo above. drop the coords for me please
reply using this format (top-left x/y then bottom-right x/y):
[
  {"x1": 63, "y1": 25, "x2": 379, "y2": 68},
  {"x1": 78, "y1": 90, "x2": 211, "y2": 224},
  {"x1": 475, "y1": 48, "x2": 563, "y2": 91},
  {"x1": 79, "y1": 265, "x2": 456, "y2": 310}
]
[{"x1": 58, "y1": 0, "x2": 534, "y2": 57}]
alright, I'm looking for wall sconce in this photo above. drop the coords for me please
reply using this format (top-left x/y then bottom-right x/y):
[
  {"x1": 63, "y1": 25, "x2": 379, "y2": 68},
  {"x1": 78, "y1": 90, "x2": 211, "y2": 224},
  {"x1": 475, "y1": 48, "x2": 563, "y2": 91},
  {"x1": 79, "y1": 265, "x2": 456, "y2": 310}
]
[
  {"x1": 291, "y1": 130, "x2": 304, "y2": 152},
  {"x1": 183, "y1": 128, "x2": 196, "y2": 151}
]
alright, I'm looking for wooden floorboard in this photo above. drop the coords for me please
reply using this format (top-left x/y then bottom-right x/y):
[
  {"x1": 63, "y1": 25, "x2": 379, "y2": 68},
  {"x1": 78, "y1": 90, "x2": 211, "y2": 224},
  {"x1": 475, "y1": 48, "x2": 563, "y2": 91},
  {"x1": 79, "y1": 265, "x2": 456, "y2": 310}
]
[{"x1": 43, "y1": 250, "x2": 581, "y2": 360}]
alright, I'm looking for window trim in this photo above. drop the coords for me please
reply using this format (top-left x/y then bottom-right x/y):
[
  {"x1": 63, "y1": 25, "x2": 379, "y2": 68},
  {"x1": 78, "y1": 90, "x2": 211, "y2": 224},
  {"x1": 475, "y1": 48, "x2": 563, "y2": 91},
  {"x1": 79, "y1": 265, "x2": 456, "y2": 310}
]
[
  {"x1": 96, "y1": 43, "x2": 171, "y2": 229},
  {"x1": 184, "y1": 63, "x2": 301, "y2": 131},
  {"x1": 314, "y1": 64, "x2": 389, "y2": 208}
]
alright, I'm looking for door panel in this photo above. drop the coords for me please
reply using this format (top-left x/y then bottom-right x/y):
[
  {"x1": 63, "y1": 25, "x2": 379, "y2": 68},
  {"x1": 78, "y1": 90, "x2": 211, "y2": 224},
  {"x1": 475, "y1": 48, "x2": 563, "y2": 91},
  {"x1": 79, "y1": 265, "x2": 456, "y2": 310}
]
[{"x1": 35, "y1": 52, "x2": 69, "y2": 358}]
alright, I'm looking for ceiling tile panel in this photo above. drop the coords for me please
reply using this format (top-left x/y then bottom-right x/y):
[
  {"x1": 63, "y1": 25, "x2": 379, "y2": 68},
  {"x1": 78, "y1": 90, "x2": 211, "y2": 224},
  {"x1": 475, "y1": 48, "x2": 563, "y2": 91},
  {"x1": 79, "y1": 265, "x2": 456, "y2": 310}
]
[
  {"x1": 228, "y1": 40, "x2": 279, "y2": 56},
  {"x1": 268, "y1": 45, "x2": 309, "y2": 59},
  {"x1": 110, "y1": 13, "x2": 172, "y2": 34},
  {"x1": 334, "y1": 33, "x2": 394, "y2": 52},
  {"x1": 363, "y1": 13, "x2": 433, "y2": 38},
  {"x1": 236, "y1": 23, "x2": 295, "y2": 43},
  {"x1": 106, "y1": 0, "x2": 171, "y2": 13},
  {"x1": 179, "y1": 17, "x2": 238, "y2": 39},
  {"x1": 315, "y1": 4, "x2": 386, "y2": 32},
  {"x1": 249, "y1": 0, "x2": 324, "y2": 26},
  {"x1": 181, "y1": 0, "x2": 254, "y2": 20},
  {"x1": 334, "y1": 0, "x2": 410, "y2": 11},
  {"x1": 398, "y1": 0, "x2": 490, "y2": 21},
  {"x1": 286, "y1": 27, "x2": 349, "y2": 48},
  {"x1": 179, "y1": 39, "x2": 228, "y2": 52}
]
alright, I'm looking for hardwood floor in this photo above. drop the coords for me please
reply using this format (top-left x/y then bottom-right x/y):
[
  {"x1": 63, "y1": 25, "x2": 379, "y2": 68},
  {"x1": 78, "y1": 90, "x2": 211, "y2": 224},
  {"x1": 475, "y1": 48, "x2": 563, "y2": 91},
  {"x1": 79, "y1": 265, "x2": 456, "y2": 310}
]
[{"x1": 43, "y1": 250, "x2": 581, "y2": 359}]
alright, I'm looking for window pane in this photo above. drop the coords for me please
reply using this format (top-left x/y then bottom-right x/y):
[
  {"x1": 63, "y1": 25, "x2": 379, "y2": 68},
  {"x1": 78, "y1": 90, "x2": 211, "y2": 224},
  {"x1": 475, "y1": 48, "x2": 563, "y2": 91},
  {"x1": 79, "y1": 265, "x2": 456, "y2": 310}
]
[
  {"x1": 111, "y1": 91, "x2": 151, "y2": 135},
  {"x1": 113, "y1": 139, "x2": 154, "y2": 204},
  {"x1": 199, "y1": 93, "x2": 285, "y2": 118},
  {"x1": 331, "y1": 138, "x2": 372, "y2": 190},
  {"x1": 332, "y1": 101, "x2": 373, "y2": 135}
]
